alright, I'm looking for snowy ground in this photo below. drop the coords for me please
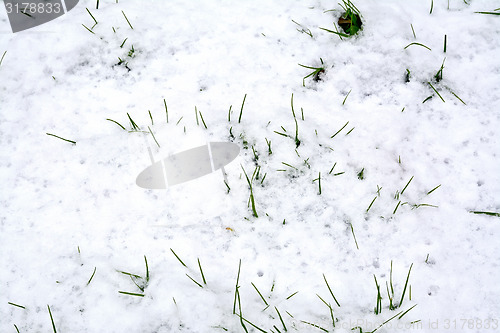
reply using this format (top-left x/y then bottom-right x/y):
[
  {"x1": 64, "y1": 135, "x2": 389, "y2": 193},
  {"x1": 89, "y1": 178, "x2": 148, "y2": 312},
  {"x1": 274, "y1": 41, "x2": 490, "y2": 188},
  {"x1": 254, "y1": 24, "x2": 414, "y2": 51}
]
[{"x1": 1, "y1": 0, "x2": 499, "y2": 332}]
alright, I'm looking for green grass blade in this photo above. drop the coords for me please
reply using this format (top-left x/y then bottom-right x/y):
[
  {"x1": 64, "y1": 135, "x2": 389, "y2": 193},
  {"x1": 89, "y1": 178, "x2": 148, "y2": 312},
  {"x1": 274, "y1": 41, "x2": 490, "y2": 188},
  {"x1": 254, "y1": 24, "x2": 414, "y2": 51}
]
[
  {"x1": 238, "y1": 94, "x2": 247, "y2": 123},
  {"x1": 323, "y1": 274, "x2": 341, "y2": 307},
  {"x1": 404, "y1": 42, "x2": 432, "y2": 51},
  {"x1": 170, "y1": 248, "x2": 187, "y2": 267},
  {"x1": 47, "y1": 305, "x2": 57, "y2": 333},
  {"x1": 251, "y1": 282, "x2": 268, "y2": 305},
  {"x1": 399, "y1": 263, "x2": 413, "y2": 307},
  {"x1": 86, "y1": 267, "x2": 97, "y2": 285},
  {"x1": 46, "y1": 133, "x2": 76, "y2": 145},
  {"x1": 122, "y1": 10, "x2": 134, "y2": 29},
  {"x1": 469, "y1": 211, "x2": 500, "y2": 217},
  {"x1": 198, "y1": 258, "x2": 207, "y2": 284},
  {"x1": 118, "y1": 291, "x2": 145, "y2": 297},
  {"x1": 428, "y1": 82, "x2": 445, "y2": 102},
  {"x1": 8, "y1": 302, "x2": 26, "y2": 309}
]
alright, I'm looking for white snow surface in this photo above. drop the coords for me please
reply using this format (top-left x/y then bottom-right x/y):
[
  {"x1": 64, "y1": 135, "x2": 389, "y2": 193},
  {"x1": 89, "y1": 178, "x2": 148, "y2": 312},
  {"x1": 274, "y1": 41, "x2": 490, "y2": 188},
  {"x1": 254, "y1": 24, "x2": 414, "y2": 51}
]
[{"x1": 1, "y1": 0, "x2": 499, "y2": 332}]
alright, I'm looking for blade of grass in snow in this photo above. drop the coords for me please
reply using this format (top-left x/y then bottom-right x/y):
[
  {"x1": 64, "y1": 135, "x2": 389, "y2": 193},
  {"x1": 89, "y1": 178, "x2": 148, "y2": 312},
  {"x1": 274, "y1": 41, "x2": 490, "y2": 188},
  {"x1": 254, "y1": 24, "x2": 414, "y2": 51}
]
[
  {"x1": 422, "y1": 96, "x2": 433, "y2": 103},
  {"x1": 410, "y1": 24, "x2": 416, "y2": 39},
  {"x1": 86, "y1": 267, "x2": 97, "y2": 285},
  {"x1": 127, "y1": 113, "x2": 140, "y2": 130},
  {"x1": 8, "y1": 302, "x2": 26, "y2": 309},
  {"x1": 186, "y1": 274, "x2": 203, "y2": 288},
  {"x1": 331, "y1": 121, "x2": 349, "y2": 138},
  {"x1": 118, "y1": 270, "x2": 142, "y2": 279},
  {"x1": 86, "y1": 8, "x2": 98, "y2": 26},
  {"x1": 144, "y1": 255, "x2": 149, "y2": 283},
  {"x1": 47, "y1": 305, "x2": 57, "y2": 333},
  {"x1": 148, "y1": 126, "x2": 160, "y2": 148},
  {"x1": 345, "y1": 127, "x2": 355, "y2": 136},
  {"x1": 393, "y1": 200, "x2": 401, "y2": 214},
  {"x1": 374, "y1": 275, "x2": 382, "y2": 315},
  {"x1": 238, "y1": 94, "x2": 247, "y2": 123},
  {"x1": 366, "y1": 196, "x2": 377, "y2": 212},
  {"x1": 401, "y1": 176, "x2": 414, "y2": 195},
  {"x1": 399, "y1": 263, "x2": 413, "y2": 307},
  {"x1": 233, "y1": 259, "x2": 242, "y2": 314},
  {"x1": 323, "y1": 274, "x2": 341, "y2": 307},
  {"x1": 300, "y1": 320, "x2": 329, "y2": 332},
  {"x1": 241, "y1": 317, "x2": 267, "y2": 333},
  {"x1": 342, "y1": 89, "x2": 352, "y2": 105},
  {"x1": 350, "y1": 223, "x2": 359, "y2": 250},
  {"x1": 469, "y1": 211, "x2": 500, "y2": 217},
  {"x1": 404, "y1": 42, "x2": 431, "y2": 51},
  {"x1": 475, "y1": 11, "x2": 500, "y2": 15},
  {"x1": 275, "y1": 307, "x2": 287, "y2": 332},
  {"x1": 148, "y1": 110, "x2": 154, "y2": 125},
  {"x1": 430, "y1": 0, "x2": 433, "y2": 14},
  {"x1": 398, "y1": 304, "x2": 418, "y2": 319},
  {"x1": 107, "y1": 118, "x2": 126, "y2": 130},
  {"x1": 14, "y1": 324, "x2": 20, "y2": 333},
  {"x1": 428, "y1": 82, "x2": 445, "y2": 102},
  {"x1": 197, "y1": 258, "x2": 207, "y2": 284},
  {"x1": 449, "y1": 90, "x2": 466, "y2": 105},
  {"x1": 198, "y1": 110, "x2": 208, "y2": 129},
  {"x1": 426, "y1": 184, "x2": 441, "y2": 195},
  {"x1": 122, "y1": 10, "x2": 134, "y2": 29},
  {"x1": 163, "y1": 99, "x2": 169, "y2": 123},
  {"x1": 46, "y1": 133, "x2": 76, "y2": 145},
  {"x1": 0, "y1": 51, "x2": 6, "y2": 66},
  {"x1": 118, "y1": 291, "x2": 145, "y2": 297},
  {"x1": 286, "y1": 291, "x2": 299, "y2": 300},
  {"x1": 444, "y1": 35, "x2": 447, "y2": 53},
  {"x1": 251, "y1": 282, "x2": 268, "y2": 306},
  {"x1": 170, "y1": 248, "x2": 187, "y2": 267},
  {"x1": 372, "y1": 309, "x2": 405, "y2": 333}
]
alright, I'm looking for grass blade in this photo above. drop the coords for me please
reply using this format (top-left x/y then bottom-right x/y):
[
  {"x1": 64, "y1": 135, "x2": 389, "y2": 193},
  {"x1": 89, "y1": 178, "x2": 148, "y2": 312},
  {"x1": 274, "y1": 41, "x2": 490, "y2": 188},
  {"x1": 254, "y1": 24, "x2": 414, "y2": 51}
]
[
  {"x1": 198, "y1": 258, "x2": 207, "y2": 284},
  {"x1": 0, "y1": 51, "x2": 7, "y2": 66},
  {"x1": 148, "y1": 126, "x2": 160, "y2": 148},
  {"x1": 404, "y1": 42, "x2": 432, "y2": 51},
  {"x1": 323, "y1": 274, "x2": 341, "y2": 307},
  {"x1": 401, "y1": 176, "x2": 414, "y2": 195},
  {"x1": 251, "y1": 282, "x2": 268, "y2": 306},
  {"x1": 170, "y1": 248, "x2": 187, "y2": 267},
  {"x1": 8, "y1": 302, "x2": 26, "y2": 309},
  {"x1": 330, "y1": 121, "x2": 349, "y2": 138},
  {"x1": 428, "y1": 82, "x2": 445, "y2": 102},
  {"x1": 238, "y1": 94, "x2": 247, "y2": 123},
  {"x1": 87, "y1": 267, "x2": 97, "y2": 285},
  {"x1": 47, "y1": 305, "x2": 57, "y2": 333},
  {"x1": 118, "y1": 291, "x2": 145, "y2": 297},
  {"x1": 186, "y1": 274, "x2": 203, "y2": 288},
  {"x1": 106, "y1": 118, "x2": 126, "y2": 130},
  {"x1": 399, "y1": 263, "x2": 413, "y2": 307},
  {"x1": 469, "y1": 211, "x2": 500, "y2": 217},
  {"x1": 46, "y1": 133, "x2": 76, "y2": 145},
  {"x1": 275, "y1": 307, "x2": 287, "y2": 332},
  {"x1": 122, "y1": 10, "x2": 134, "y2": 29}
]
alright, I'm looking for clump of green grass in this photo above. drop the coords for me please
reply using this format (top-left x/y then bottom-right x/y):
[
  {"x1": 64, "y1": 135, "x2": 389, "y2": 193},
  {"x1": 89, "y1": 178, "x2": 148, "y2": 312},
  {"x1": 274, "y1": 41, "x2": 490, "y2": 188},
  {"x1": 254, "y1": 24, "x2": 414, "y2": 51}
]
[
  {"x1": 117, "y1": 255, "x2": 150, "y2": 296},
  {"x1": 337, "y1": 0, "x2": 363, "y2": 36},
  {"x1": 298, "y1": 58, "x2": 325, "y2": 86}
]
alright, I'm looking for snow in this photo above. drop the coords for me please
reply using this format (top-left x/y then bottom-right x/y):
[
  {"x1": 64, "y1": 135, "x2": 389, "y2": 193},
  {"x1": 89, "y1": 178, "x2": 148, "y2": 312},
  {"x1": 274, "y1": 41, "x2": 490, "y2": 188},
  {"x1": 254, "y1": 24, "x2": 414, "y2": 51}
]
[{"x1": 1, "y1": 0, "x2": 499, "y2": 332}]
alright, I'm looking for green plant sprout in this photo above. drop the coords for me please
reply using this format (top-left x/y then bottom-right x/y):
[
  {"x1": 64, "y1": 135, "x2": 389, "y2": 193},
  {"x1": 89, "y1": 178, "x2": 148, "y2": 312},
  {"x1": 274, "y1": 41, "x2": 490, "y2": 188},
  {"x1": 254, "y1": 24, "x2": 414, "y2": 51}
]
[{"x1": 298, "y1": 58, "x2": 325, "y2": 86}]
